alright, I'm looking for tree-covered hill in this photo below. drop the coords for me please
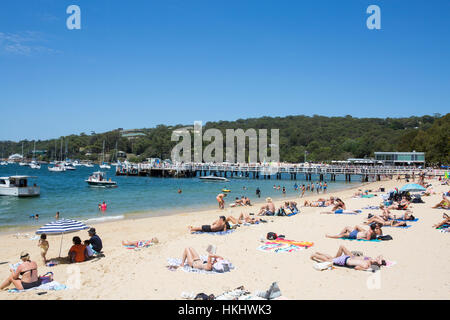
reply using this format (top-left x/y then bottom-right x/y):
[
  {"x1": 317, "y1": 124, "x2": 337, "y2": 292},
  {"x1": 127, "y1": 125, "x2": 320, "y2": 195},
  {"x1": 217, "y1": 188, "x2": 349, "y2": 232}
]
[{"x1": 1, "y1": 114, "x2": 448, "y2": 165}]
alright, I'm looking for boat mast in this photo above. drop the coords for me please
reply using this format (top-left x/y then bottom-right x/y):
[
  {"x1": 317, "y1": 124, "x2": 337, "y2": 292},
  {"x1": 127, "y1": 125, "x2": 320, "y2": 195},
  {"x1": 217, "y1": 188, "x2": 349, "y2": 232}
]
[
  {"x1": 60, "y1": 139, "x2": 63, "y2": 162},
  {"x1": 102, "y1": 140, "x2": 105, "y2": 164},
  {"x1": 33, "y1": 141, "x2": 36, "y2": 161}
]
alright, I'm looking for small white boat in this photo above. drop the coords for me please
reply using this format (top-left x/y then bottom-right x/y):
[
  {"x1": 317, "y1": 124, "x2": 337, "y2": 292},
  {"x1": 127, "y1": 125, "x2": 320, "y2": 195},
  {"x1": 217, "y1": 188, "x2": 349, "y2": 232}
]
[
  {"x1": 29, "y1": 161, "x2": 41, "y2": 170},
  {"x1": 99, "y1": 163, "x2": 111, "y2": 169},
  {"x1": 83, "y1": 162, "x2": 94, "y2": 168},
  {"x1": 0, "y1": 176, "x2": 40, "y2": 197},
  {"x1": 64, "y1": 163, "x2": 76, "y2": 170},
  {"x1": 48, "y1": 164, "x2": 66, "y2": 172},
  {"x1": 72, "y1": 161, "x2": 83, "y2": 167},
  {"x1": 86, "y1": 171, "x2": 117, "y2": 188},
  {"x1": 0, "y1": 161, "x2": 7, "y2": 166},
  {"x1": 19, "y1": 162, "x2": 29, "y2": 167},
  {"x1": 199, "y1": 175, "x2": 230, "y2": 182}
]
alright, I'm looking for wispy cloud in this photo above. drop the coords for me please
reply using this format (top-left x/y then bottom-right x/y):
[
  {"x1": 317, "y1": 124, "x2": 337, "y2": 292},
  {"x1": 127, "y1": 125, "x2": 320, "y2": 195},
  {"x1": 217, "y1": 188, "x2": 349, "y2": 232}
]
[{"x1": 0, "y1": 31, "x2": 60, "y2": 56}]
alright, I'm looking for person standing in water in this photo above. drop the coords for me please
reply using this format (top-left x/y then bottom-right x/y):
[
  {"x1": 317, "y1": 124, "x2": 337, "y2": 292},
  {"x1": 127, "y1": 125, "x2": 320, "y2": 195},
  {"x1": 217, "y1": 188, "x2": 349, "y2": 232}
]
[{"x1": 256, "y1": 187, "x2": 261, "y2": 198}]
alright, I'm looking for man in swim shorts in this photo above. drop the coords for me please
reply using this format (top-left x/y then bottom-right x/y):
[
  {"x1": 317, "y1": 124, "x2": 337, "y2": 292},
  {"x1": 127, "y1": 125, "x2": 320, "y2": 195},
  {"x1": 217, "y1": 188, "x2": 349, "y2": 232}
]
[
  {"x1": 188, "y1": 216, "x2": 228, "y2": 233},
  {"x1": 325, "y1": 224, "x2": 382, "y2": 240}
]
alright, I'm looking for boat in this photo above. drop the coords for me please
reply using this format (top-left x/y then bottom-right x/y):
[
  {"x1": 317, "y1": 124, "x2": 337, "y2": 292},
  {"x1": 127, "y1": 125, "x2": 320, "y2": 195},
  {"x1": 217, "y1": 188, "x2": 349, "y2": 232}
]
[
  {"x1": 19, "y1": 162, "x2": 29, "y2": 167},
  {"x1": 86, "y1": 171, "x2": 117, "y2": 188},
  {"x1": 29, "y1": 161, "x2": 41, "y2": 170},
  {"x1": 222, "y1": 188, "x2": 231, "y2": 192},
  {"x1": 99, "y1": 141, "x2": 111, "y2": 169},
  {"x1": 0, "y1": 161, "x2": 7, "y2": 166},
  {"x1": 0, "y1": 176, "x2": 40, "y2": 197},
  {"x1": 83, "y1": 162, "x2": 94, "y2": 168},
  {"x1": 199, "y1": 175, "x2": 230, "y2": 182},
  {"x1": 48, "y1": 163, "x2": 66, "y2": 172}
]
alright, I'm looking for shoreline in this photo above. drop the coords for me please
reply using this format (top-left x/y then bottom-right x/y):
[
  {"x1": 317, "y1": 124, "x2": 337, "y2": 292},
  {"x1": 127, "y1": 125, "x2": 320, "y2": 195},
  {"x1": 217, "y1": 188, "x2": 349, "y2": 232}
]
[
  {"x1": 0, "y1": 179, "x2": 367, "y2": 236},
  {"x1": 1, "y1": 177, "x2": 448, "y2": 300}
]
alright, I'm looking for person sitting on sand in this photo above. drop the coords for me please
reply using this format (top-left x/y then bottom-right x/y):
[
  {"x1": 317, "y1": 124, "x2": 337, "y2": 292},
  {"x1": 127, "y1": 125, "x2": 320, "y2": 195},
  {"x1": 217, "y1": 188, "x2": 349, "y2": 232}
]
[
  {"x1": 180, "y1": 247, "x2": 225, "y2": 271},
  {"x1": 325, "y1": 224, "x2": 382, "y2": 240},
  {"x1": 432, "y1": 194, "x2": 450, "y2": 209},
  {"x1": 242, "y1": 196, "x2": 252, "y2": 206},
  {"x1": 37, "y1": 234, "x2": 49, "y2": 264},
  {"x1": 216, "y1": 193, "x2": 227, "y2": 210},
  {"x1": 227, "y1": 212, "x2": 261, "y2": 225},
  {"x1": 68, "y1": 236, "x2": 89, "y2": 263},
  {"x1": 433, "y1": 213, "x2": 450, "y2": 228},
  {"x1": 122, "y1": 237, "x2": 159, "y2": 247},
  {"x1": 188, "y1": 216, "x2": 228, "y2": 233},
  {"x1": 332, "y1": 198, "x2": 346, "y2": 211},
  {"x1": 0, "y1": 252, "x2": 41, "y2": 290},
  {"x1": 230, "y1": 197, "x2": 243, "y2": 207},
  {"x1": 310, "y1": 245, "x2": 386, "y2": 271},
  {"x1": 258, "y1": 197, "x2": 276, "y2": 216},
  {"x1": 304, "y1": 198, "x2": 328, "y2": 207}
]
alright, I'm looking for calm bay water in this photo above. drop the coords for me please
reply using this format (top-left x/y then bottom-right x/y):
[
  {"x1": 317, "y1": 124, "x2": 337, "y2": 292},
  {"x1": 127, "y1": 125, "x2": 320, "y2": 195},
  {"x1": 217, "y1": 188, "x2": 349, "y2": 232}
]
[{"x1": 0, "y1": 164, "x2": 362, "y2": 231}]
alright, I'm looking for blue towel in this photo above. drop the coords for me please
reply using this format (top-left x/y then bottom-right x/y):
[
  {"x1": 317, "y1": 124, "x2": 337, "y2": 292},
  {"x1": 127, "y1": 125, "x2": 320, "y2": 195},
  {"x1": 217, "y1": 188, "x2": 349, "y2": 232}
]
[
  {"x1": 383, "y1": 225, "x2": 412, "y2": 229},
  {"x1": 287, "y1": 211, "x2": 298, "y2": 217},
  {"x1": 192, "y1": 229, "x2": 235, "y2": 236},
  {"x1": 389, "y1": 218, "x2": 419, "y2": 222},
  {"x1": 335, "y1": 209, "x2": 362, "y2": 215},
  {"x1": 339, "y1": 237, "x2": 381, "y2": 242}
]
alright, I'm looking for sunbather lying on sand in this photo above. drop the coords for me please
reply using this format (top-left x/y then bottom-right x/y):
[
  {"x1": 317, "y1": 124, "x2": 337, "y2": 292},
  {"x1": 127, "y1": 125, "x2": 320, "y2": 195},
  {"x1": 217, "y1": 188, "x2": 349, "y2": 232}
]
[
  {"x1": 304, "y1": 198, "x2": 327, "y2": 207},
  {"x1": 432, "y1": 194, "x2": 449, "y2": 209},
  {"x1": 433, "y1": 214, "x2": 450, "y2": 228},
  {"x1": 326, "y1": 224, "x2": 382, "y2": 240},
  {"x1": 227, "y1": 212, "x2": 261, "y2": 224},
  {"x1": 181, "y1": 247, "x2": 224, "y2": 271},
  {"x1": 310, "y1": 245, "x2": 386, "y2": 271},
  {"x1": 188, "y1": 216, "x2": 229, "y2": 233},
  {"x1": 122, "y1": 237, "x2": 159, "y2": 247},
  {"x1": 364, "y1": 217, "x2": 407, "y2": 227}
]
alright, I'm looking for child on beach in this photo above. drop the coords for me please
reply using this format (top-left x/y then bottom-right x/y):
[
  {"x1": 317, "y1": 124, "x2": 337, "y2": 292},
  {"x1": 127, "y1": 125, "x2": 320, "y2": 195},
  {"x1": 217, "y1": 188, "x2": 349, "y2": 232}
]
[{"x1": 38, "y1": 234, "x2": 49, "y2": 264}]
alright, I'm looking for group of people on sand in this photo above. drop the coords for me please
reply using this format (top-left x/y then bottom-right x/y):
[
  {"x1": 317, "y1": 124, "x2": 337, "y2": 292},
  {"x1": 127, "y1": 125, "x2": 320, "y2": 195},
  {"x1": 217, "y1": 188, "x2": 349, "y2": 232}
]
[
  {"x1": 230, "y1": 196, "x2": 252, "y2": 207},
  {"x1": 1, "y1": 228, "x2": 104, "y2": 291}
]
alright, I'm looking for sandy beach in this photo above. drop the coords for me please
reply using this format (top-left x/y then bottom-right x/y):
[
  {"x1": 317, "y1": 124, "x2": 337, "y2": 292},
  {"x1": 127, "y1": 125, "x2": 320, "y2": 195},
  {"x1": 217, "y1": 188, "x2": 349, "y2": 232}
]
[{"x1": 0, "y1": 177, "x2": 449, "y2": 300}]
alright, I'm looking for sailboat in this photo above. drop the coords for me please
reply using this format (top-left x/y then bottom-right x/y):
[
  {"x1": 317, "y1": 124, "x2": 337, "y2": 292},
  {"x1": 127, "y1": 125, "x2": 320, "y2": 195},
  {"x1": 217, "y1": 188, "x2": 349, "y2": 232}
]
[
  {"x1": 30, "y1": 141, "x2": 41, "y2": 169},
  {"x1": 99, "y1": 141, "x2": 111, "y2": 169},
  {"x1": 18, "y1": 143, "x2": 28, "y2": 166},
  {"x1": 48, "y1": 139, "x2": 66, "y2": 172}
]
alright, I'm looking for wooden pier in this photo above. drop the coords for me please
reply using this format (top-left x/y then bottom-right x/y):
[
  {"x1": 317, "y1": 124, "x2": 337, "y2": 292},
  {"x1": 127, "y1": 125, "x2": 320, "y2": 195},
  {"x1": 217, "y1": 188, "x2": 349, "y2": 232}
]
[{"x1": 115, "y1": 163, "x2": 446, "y2": 181}]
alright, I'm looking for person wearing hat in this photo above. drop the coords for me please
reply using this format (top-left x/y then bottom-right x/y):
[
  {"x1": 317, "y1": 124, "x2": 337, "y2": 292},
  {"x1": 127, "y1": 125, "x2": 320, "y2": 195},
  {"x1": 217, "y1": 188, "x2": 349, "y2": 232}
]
[
  {"x1": 0, "y1": 252, "x2": 40, "y2": 290},
  {"x1": 88, "y1": 228, "x2": 103, "y2": 253}
]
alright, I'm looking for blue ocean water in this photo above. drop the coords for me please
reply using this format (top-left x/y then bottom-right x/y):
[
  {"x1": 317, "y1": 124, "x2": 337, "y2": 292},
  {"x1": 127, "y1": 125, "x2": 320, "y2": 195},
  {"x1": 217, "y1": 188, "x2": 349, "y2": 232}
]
[{"x1": 0, "y1": 164, "x2": 362, "y2": 230}]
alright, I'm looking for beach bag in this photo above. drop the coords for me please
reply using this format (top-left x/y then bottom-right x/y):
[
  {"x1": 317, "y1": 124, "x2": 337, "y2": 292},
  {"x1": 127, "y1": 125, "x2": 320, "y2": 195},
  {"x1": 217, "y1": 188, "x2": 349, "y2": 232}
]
[
  {"x1": 377, "y1": 235, "x2": 393, "y2": 241},
  {"x1": 39, "y1": 272, "x2": 53, "y2": 284},
  {"x1": 213, "y1": 260, "x2": 231, "y2": 273},
  {"x1": 267, "y1": 232, "x2": 277, "y2": 240}
]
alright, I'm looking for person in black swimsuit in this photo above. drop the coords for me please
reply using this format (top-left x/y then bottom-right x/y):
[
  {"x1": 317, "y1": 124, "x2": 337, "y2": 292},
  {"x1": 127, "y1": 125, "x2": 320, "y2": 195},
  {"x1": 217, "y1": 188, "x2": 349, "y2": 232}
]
[{"x1": 1, "y1": 252, "x2": 41, "y2": 290}]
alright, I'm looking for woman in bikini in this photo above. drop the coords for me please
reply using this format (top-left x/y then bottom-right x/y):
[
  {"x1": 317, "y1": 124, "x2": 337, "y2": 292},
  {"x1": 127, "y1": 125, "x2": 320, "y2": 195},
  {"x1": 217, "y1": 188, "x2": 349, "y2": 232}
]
[
  {"x1": 326, "y1": 224, "x2": 382, "y2": 240},
  {"x1": 180, "y1": 247, "x2": 224, "y2": 271},
  {"x1": 0, "y1": 252, "x2": 41, "y2": 290}
]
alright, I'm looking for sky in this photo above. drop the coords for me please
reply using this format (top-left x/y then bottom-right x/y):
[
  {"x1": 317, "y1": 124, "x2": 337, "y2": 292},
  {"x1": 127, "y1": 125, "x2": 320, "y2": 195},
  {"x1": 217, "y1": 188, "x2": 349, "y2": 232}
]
[{"x1": 0, "y1": 0, "x2": 449, "y2": 141}]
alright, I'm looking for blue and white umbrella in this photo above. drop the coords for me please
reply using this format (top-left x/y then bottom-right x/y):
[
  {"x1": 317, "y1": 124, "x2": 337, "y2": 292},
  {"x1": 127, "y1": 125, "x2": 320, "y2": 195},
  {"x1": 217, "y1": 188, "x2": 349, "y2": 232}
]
[
  {"x1": 399, "y1": 183, "x2": 426, "y2": 193},
  {"x1": 36, "y1": 219, "x2": 90, "y2": 257}
]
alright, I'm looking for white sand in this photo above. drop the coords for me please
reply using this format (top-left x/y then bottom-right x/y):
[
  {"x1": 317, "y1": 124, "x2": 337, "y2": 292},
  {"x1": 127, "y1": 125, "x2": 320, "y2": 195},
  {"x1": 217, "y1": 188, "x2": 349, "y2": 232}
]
[{"x1": 0, "y1": 178, "x2": 449, "y2": 300}]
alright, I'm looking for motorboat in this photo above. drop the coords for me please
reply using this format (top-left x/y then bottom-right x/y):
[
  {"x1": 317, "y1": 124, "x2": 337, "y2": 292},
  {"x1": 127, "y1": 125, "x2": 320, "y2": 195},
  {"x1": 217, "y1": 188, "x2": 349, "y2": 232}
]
[
  {"x1": 99, "y1": 162, "x2": 111, "y2": 169},
  {"x1": 0, "y1": 176, "x2": 40, "y2": 197},
  {"x1": 86, "y1": 171, "x2": 117, "y2": 188},
  {"x1": 29, "y1": 161, "x2": 41, "y2": 169},
  {"x1": 48, "y1": 163, "x2": 66, "y2": 172},
  {"x1": 0, "y1": 161, "x2": 7, "y2": 166},
  {"x1": 19, "y1": 162, "x2": 29, "y2": 167},
  {"x1": 199, "y1": 175, "x2": 229, "y2": 182}
]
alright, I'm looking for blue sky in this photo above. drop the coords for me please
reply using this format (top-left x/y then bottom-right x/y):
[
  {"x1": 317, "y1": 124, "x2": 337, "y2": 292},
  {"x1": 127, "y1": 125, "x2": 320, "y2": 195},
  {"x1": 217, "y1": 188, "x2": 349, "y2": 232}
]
[{"x1": 0, "y1": 0, "x2": 449, "y2": 141}]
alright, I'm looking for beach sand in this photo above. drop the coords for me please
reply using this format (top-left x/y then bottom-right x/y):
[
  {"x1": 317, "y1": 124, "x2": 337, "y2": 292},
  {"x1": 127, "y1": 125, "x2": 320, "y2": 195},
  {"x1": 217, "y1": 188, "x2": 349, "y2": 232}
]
[{"x1": 0, "y1": 178, "x2": 449, "y2": 300}]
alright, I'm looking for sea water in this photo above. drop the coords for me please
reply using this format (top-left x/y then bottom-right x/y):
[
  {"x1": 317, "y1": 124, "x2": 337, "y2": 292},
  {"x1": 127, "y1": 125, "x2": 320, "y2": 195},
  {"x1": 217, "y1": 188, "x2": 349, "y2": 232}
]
[{"x1": 0, "y1": 164, "x2": 362, "y2": 231}]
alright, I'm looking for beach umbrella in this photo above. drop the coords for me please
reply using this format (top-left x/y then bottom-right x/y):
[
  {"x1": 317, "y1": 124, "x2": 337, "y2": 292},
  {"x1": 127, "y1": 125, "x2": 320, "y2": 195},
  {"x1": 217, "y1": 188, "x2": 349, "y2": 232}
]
[
  {"x1": 36, "y1": 219, "x2": 90, "y2": 257},
  {"x1": 399, "y1": 183, "x2": 426, "y2": 193}
]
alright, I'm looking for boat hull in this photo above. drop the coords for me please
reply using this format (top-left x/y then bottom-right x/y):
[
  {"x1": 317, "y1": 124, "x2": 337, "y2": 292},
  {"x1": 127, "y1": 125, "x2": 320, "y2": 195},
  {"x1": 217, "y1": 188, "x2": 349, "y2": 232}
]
[
  {"x1": 0, "y1": 186, "x2": 40, "y2": 197},
  {"x1": 86, "y1": 180, "x2": 117, "y2": 188}
]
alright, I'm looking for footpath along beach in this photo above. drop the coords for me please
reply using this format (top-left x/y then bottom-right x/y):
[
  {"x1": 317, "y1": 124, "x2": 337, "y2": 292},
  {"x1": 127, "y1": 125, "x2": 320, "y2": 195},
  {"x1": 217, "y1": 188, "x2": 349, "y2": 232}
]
[{"x1": 0, "y1": 178, "x2": 449, "y2": 300}]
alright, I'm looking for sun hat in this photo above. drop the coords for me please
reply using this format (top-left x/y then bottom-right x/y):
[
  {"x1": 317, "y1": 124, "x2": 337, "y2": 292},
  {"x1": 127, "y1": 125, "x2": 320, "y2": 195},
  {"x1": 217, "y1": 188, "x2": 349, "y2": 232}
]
[
  {"x1": 20, "y1": 251, "x2": 30, "y2": 259},
  {"x1": 88, "y1": 227, "x2": 96, "y2": 234}
]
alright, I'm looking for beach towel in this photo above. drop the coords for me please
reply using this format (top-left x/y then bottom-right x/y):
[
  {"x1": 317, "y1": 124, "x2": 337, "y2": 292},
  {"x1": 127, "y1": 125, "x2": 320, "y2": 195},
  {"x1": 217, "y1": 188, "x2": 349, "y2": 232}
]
[
  {"x1": 123, "y1": 240, "x2": 155, "y2": 249},
  {"x1": 286, "y1": 211, "x2": 298, "y2": 217},
  {"x1": 383, "y1": 224, "x2": 412, "y2": 229},
  {"x1": 436, "y1": 224, "x2": 450, "y2": 229},
  {"x1": 8, "y1": 281, "x2": 67, "y2": 293},
  {"x1": 363, "y1": 206, "x2": 380, "y2": 210},
  {"x1": 257, "y1": 243, "x2": 306, "y2": 253},
  {"x1": 335, "y1": 209, "x2": 362, "y2": 215},
  {"x1": 192, "y1": 229, "x2": 235, "y2": 236},
  {"x1": 339, "y1": 237, "x2": 381, "y2": 242},
  {"x1": 389, "y1": 218, "x2": 419, "y2": 222},
  {"x1": 166, "y1": 256, "x2": 235, "y2": 274}
]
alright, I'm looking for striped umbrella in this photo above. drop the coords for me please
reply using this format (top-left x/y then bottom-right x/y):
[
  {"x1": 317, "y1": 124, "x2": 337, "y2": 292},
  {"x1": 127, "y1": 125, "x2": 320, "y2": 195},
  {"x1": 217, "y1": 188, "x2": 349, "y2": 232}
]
[{"x1": 36, "y1": 219, "x2": 90, "y2": 257}]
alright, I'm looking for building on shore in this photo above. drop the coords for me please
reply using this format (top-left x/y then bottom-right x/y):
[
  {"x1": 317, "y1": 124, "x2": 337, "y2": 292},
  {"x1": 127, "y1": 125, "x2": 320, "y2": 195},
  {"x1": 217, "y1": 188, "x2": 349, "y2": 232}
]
[{"x1": 374, "y1": 151, "x2": 425, "y2": 166}]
